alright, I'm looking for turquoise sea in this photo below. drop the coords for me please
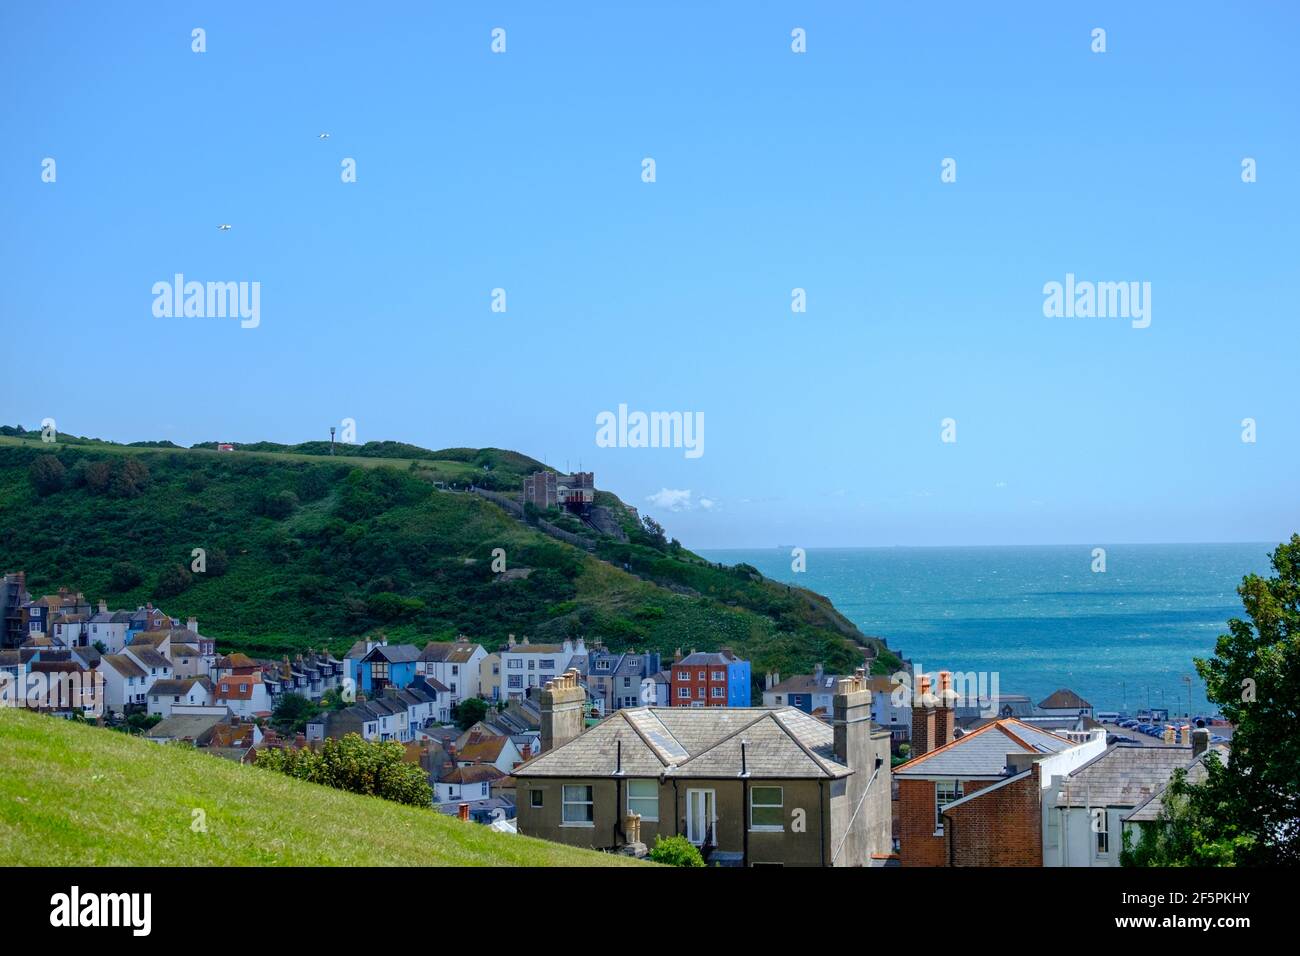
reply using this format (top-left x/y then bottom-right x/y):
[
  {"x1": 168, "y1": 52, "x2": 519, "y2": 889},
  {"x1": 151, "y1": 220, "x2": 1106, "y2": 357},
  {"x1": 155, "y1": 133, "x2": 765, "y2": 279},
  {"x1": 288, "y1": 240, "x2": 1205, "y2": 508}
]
[{"x1": 698, "y1": 543, "x2": 1277, "y2": 716}]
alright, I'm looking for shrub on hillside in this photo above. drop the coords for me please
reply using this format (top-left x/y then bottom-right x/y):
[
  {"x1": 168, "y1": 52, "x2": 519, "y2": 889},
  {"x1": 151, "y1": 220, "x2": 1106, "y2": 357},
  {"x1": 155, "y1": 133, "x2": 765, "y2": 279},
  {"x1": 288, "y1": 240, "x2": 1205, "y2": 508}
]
[
  {"x1": 255, "y1": 734, "x2": 432, "y2": 808},
  {"x1": 648, "y1": 835, "x2": 705, "y2": 867},
  {"x1": 153, "y1": 563, "x2": 193, "y2": 599},
  {"x1": 29, "y1": 455, "x2": 66, "y2": 496},
  {"x1": 109, "y1": 561, "x2": 144, "y2": 591},
  {"x1": 255, "y1": 489, "x2": 299, "y2": 519}
]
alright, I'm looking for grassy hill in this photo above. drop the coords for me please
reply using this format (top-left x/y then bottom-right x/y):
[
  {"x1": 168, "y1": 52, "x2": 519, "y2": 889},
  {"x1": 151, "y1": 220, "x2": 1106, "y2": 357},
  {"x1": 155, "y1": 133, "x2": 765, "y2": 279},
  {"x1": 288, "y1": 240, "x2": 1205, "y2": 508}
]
[
  {"x1": 0, "y1": 708, "x2": 636, "y2": 865},
  {"x1": 0, "y1": 430, "x2": 900, "y2": 686}
]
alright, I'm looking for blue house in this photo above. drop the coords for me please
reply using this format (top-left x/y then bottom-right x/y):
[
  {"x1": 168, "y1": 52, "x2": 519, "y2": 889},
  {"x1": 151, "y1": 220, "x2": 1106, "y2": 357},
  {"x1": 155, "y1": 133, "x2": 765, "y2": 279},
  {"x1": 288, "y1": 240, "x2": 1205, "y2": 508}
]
[{"x1": 352, "y1": 642, "x2": 421, "y2": 696}]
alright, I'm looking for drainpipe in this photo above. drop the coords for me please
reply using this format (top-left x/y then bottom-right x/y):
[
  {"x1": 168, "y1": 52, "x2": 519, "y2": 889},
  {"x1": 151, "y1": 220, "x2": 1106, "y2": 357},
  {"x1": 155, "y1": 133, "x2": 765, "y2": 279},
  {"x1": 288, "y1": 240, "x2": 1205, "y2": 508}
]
[
  {"x1": 740, "y1": 740, "x2": 750, "y2": 867},
  {"x1": 614, "y1": 739, "x2": 625, "y2": 846}
]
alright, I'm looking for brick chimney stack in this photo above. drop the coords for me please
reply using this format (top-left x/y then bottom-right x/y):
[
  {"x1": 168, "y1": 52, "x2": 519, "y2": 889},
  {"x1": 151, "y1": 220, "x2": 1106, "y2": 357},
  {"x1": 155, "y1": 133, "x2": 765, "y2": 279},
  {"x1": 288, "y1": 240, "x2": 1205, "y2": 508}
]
[
  {"x1": 1192, "y1": 725, "x2": 1209, "y2": 759},
  {"x1": 540, "y1": 668, "x2": 585, "y2": 753},
  {"x1": 458, "y1": 802, "x2": 470, "y2": 822},
  {"x1": 911, "y1": 674, "x2": 936, "y2": 757},
  {"x1": 935, "y1": 671, "x2": 956, "y2": 749}
]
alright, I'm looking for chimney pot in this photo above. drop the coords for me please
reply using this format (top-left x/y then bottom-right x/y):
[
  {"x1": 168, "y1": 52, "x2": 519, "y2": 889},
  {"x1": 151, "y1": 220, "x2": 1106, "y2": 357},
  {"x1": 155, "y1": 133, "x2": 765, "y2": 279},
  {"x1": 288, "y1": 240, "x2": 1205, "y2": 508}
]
[{"x1": 458, "y1": 802, "x2": 470, "y2": 822}]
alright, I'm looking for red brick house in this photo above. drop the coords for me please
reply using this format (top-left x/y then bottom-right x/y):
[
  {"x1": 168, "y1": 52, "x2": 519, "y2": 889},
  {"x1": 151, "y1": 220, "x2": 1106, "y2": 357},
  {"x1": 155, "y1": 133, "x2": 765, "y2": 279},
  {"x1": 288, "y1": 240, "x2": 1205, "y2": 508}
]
[
  {"x1": 670, "y1": 649, "x2": 750, "y2": 707},
  {"x1": 894, "y1": 672, "x2": 1107, "y2": 866}
]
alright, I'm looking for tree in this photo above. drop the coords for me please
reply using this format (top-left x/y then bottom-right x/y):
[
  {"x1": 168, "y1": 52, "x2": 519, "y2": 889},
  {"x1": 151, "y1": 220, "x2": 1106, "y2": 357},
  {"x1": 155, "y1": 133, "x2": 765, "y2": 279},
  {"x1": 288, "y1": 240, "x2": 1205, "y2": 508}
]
[
  {"x1": 453, "y1": 697, "x2": 489, "y2": 731},
  {"x1": 153, "y1": 563, "x2": 193, "y2": 599},
  {"x1": 109, "y1": 561, "x2": 143, "y2": 592},
  {"x1": 1121, "y1": 765, "x2": 1253, "y2": 866},
  {"x1": 270, "y1": 693, "x2": 320, "y2": 735},
  {"x1": 29, "y1": 455, "x2": 66, "y2": 496},
  {"x1": 255, "y1": 734, "x2": 432, "y2": 807},
  {"x1": 1149, "y1": 534, "x2": 1300, "y2": 866}
]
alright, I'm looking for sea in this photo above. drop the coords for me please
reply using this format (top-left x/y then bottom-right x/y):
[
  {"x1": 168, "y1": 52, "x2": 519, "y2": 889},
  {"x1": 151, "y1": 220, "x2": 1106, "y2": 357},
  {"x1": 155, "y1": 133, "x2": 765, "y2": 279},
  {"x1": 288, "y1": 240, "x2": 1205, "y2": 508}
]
[{"x1": 696, "y1": 543, "x2": 1276, "y2": 717}]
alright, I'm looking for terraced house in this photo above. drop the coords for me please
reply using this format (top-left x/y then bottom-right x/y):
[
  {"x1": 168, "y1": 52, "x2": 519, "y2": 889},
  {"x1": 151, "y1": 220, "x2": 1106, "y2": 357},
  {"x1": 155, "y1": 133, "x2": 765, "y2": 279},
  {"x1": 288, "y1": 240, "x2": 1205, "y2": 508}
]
[{"x1": 514, "y1": 669, "x2": 892, "y2": 866}]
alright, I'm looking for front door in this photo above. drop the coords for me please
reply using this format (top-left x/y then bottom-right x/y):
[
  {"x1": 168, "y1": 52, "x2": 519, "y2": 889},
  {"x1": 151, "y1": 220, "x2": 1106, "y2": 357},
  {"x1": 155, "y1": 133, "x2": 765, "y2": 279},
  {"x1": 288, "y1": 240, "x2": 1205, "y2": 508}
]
[{"x1": 686, "y1": 789, "x2": 716, "y2": 846}]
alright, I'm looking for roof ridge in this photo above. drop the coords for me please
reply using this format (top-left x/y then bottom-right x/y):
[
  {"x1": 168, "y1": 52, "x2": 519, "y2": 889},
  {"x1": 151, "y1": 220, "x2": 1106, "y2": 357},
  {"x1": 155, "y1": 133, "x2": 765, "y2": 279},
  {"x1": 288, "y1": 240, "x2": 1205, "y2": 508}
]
[
  {"x1": 893, "y1": 717, "x2": 1007, "y2": 772},
  {"x1": 1003, "y1": 717, "x2": 1076, "y2": 746},
  {"x1": 770, "y1": 709, "x2": 843, "y2": 776},
  {"x1": 671, "y1": 709, "x2": 785, "y2": 771},
  {"x1": 619, "y1": 709, "x2": 677, "y2": 767}
]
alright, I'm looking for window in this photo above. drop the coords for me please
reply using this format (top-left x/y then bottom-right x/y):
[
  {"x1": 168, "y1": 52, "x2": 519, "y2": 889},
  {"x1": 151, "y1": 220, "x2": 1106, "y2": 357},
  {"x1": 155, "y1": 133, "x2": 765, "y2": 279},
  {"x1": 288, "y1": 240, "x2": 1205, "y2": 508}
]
[
  {"x1": 678, "y1": 687, "x2": 690, "y2": 699},
  {"x1": 750, "y1": 787, "x2": 784, "y2": 831},
  {"x1": 935, "y1": 780, "x2": 963, "y2": 832},
  {"x1": 627, "y1": 779, "x2": 659, "y2": 821},
  {"x1": 540, "y1": 659, "x2": 555, "y2": 670},
  {"x1": 507, "y1": 659, "x2": 522, "y2": 670},
  {"x1": 711, "y1": 686, "x2": 724, "y2": 698},
  {"x1": 1095, "y1": 809, "x2": 1110, "y2": 855},
  {"x1": 562, "y1": 785, "x2": 594, "y2": 825},
  {"x1": 698, "y1": 671, "x2": 706, "y2": 681},
  {"x1": 696, "y1": 687, "x2": 704, "y2": 699},
  {"x1": 712, "y1": 671, "x2": 724, "y2": 681},
  {"x1": 528, "y1": 660, "x2": 535, "y2": 670},
  {"x1": 1046, "y1": 807, "x2": 1059, "y2": 848},
  {"x1": 530, "y1": 789, "x2": 544, "y2": 808},
  {"x1": 622, "y1": 677, "x2": 631, "y2": 688},
  {"x1": 508, "y1": 675, "x2": 522, "y2": 689},
  {"x1": 451, "y1": 665, "x2": 458, "y2": 675}
]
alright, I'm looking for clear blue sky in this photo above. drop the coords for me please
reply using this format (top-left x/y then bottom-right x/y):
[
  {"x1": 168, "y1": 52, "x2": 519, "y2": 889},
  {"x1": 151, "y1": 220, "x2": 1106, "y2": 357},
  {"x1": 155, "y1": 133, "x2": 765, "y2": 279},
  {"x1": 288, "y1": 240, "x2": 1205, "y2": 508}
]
[{"x1": 3, "y1": 2, "x2": 1296, "y2": 548}]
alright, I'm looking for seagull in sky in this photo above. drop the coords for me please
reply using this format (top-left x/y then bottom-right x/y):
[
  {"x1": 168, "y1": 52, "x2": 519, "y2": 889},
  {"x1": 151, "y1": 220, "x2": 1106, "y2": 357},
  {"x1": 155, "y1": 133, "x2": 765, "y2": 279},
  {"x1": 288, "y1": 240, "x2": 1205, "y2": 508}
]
[
  {"x1": 217, "y1": 224, "x2": 232, "y2": 231},
  {"x1": 318, "y1": 132, "x2": 331, "y2": 140}
]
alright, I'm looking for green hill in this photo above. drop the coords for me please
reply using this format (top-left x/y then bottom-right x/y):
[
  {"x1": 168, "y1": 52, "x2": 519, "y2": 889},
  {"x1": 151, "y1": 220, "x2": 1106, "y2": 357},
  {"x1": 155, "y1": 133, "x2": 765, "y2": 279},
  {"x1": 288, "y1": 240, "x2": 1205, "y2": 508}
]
[
  {"x1": 0, "y1": 430, "x2": 900, "y2": 685},
  {"x1": 0, "y1": 708, "x2": 635, "y2": 865}
]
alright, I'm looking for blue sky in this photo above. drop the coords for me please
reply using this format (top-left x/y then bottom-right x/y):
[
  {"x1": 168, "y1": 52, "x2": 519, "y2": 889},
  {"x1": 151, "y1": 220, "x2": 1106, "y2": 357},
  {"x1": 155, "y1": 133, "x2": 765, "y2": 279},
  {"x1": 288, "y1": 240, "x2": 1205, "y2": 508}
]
[{"x1": 3, "y1": 2, "x2": 1297, "y2": 548}]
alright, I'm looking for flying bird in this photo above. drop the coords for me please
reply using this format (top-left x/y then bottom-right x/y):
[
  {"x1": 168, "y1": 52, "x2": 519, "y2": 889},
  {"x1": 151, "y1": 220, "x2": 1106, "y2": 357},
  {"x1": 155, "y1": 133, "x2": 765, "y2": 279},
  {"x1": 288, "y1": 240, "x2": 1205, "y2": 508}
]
[
  {"x1": 318, "y1": 132, "x2": 331, "y2": 140},
  {"x1": 217, "y1": 224, "x2": 232, "y2": 231}
]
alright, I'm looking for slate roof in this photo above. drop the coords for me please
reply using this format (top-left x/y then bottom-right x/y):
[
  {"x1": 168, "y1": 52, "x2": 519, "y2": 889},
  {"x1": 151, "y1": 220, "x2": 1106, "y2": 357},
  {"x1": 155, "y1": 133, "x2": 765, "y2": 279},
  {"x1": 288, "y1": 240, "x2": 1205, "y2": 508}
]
[
  {"x1": 769, "y1": 672, "x2": 846, "y2": 695},
  {"x1": 440, "y1": 764, "x2": 506, "y2": 785},
  {"x1": 419, "y1": 641, "x2": 481, "y2": 664},
  {"x1": 148, "y1": 678, "x2": 206, "y2": 697},
  {"x1": 893, "y1": 718, "x2": 1077, "y2": 780},
  {"x1": 128, "y1": 647, "x2": 171, "y2": 670},
  {"x1": 363, "y1": 643, "x2": 421, "y2": 664},
  {"x1": 1057, "y1": 744, "x2": 1198, "y2": 808},
  {"x1": 1039, "y1": 688, "x2": 1092, "y2": 710},
  {"x1": 101, "y1": 654, "x2": 146, "y2": 679},
  {"x1": 514, "y1": 706, "x2": 858, "y2": 781},
  {"x1": 147, "y1": 713, "x2": 226, "y2": 741},
  {"x1": 676, "y1": 650, "x2": 741, "y2": 667},
  {"x1": 459, "y1": 737, "x2": 510, "y2": 764},
  {"x1": 1123, "y1": 745, "x2": 1230, "y2": 822}
]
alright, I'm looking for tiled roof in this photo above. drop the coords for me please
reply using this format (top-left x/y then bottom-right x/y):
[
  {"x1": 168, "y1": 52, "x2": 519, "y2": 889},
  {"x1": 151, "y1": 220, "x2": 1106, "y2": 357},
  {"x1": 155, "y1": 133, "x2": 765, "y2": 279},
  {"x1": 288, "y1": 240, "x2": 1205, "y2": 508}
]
[
  {"x1": 440, "y1": 764, "x2": 506, "y2": 785},
  {"x1": 128, "y1": 647, "x2": 171, "y2": 670},
  {"x1": 893, "y1": 719, "x2": 1077, "y2": 779},
  {"x1": 1123, "y1": 745, "x2": 1230, "y2": 822},
  {"x1": 364, "y1": 644, "x2": 421, "y2": 664},
  {"x1": 1039, "y1": 688, "x2": 1092, "y2": 710},
  {"x1": 769, "y1": 672, "x2": 846, "y2": 695},
  {"x1": 148, "y1": 678, "x2": 202, "y2": 697},
  {"x1": 514, "y1": 706, "x2": 854, "y2": 780},
  {"x1": 1057, "y1": 744, "x2": 1197, "y2": 809},
  {"x1": 146, "y1": 714, "x2": 226, "y2": 741},
  {"x1": 676, "y1": 650, "x2": 740, "y2": 667},
  {"x1": 503, "y1": 643, "x2": 566, "y2": 655},
  {"x1": 458, "y1": 737, "x2": 510, "y2": 763}
]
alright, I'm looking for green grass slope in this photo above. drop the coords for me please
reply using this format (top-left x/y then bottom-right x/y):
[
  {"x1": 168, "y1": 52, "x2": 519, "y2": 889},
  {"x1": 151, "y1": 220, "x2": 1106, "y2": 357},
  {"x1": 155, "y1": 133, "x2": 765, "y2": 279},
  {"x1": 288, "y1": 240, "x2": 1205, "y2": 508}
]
[
  {"x1": 0, "y1": 432, "x2": 899, "y2": 683},
  {"x1": 0, "y1": 709, "x2": 636, "y2": 866}
]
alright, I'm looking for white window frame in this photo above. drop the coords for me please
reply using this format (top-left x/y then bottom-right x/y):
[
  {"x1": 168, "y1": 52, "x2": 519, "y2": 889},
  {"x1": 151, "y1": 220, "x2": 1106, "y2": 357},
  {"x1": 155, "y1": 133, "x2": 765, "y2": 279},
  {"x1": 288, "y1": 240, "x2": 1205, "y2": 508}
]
[
  {"x1": 627, "y1": 779, "x2": 659, "y2": 822},
  {"x1": 749, "y1": 786, "x2": 784, "y2": 832},
  {"x1": 935, "y1": 779, "x2": 963, "y2": 834},
  {"x1": 561, "y1": 785, "x2": 594, "y2": 827}
]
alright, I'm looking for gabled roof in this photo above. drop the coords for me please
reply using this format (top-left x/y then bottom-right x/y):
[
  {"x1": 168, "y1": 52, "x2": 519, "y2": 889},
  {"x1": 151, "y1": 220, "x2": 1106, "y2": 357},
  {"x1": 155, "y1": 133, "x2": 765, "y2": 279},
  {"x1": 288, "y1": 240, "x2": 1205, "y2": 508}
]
[
  {"x1": 676, "y1": 650, "x2": 741, "y2": 667},
  {"x1": 458, "y1": 736, "x2": 512, "y2": 764},
  {"x1": 769, "y1": 672, "x2": 846, "y2": 695},
  {"x1": 146, "y1": 713, "x2": 226, "y2": 741},
  {"x1": 419, "y1": 641, "x2": 482, "y2": 664},
  {"x1": 514, "y1": 706, "x2": 855, "y2": 781},
  {"x1": 100, "y1": 654, "x2": 146, "y2": 679},
  {"x1": 1039, "y1": 688, "x2": 1092, "y2": 710},
  {"x1": 127, "y1": 647, "x2": 171, "y2": 670},
  {"x1": 440, "y1": 764, "x2": 506, "y2": 785},
  {"x1": 148, "y1": 678, "x2": 205, "y2": 698},
  {"x1": 363, "y1": 643, "x2": 421, "y2": 664},
  {"x1": 893, "y1": 718, "x2": 1077, "y2": 779},
  {"x1": 1123, "y1": 745, "x2": 1230, "y2": 822}
]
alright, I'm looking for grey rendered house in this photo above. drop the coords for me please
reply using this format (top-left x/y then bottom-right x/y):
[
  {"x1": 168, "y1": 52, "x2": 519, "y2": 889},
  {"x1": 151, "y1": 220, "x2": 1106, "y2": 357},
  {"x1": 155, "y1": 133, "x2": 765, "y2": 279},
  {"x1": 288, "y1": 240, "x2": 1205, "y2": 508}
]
[{"x1": 514, "y1": 669, "x2": 891, "y2": 866}]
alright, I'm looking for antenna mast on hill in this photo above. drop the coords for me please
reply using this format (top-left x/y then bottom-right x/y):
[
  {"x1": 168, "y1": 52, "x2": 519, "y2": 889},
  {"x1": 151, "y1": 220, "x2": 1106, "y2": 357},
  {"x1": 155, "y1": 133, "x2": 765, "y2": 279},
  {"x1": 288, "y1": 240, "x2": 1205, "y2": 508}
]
[{"x1": 329, "y1": 426, "x2": 336, "y2": 456}]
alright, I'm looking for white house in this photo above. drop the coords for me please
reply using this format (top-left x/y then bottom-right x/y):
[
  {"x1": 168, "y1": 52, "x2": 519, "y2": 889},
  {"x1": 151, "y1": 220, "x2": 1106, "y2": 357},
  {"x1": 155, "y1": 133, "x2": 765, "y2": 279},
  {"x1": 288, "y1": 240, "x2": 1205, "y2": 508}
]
[
  {"x1": 87, "y1": 603, "x2": 131, "y2": 653},
  {"x1": 213, "y1": 672, "x2": 272, "y2": 719},
  {"x1": 499, "y1": 637, "x2": 585, "y2": 700},
  {"x1": 146, "y1": 677, "x2": 214, "y2": 718},
  {"x1": 416, "y1": 638, "x2": 487, "y2": 704},
  {"x1": 434, "y1": 764, "x2": 503, "y2": 805},
  {"x1": 124, "y1": 644, "x2": 173, "y2": 685},
  {"x1": 97, "y1": 653, "x2": 154, "y2": 714}
]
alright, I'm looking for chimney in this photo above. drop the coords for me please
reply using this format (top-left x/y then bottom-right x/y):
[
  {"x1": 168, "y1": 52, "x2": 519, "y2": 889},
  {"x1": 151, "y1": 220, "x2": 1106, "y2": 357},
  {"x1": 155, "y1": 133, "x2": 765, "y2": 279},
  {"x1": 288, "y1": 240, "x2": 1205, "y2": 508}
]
[
  {"x1": 539, "y1": 668, "x2": 585, "y2": 752},
  {"x1": 458, "y1": 803, "x2": 470, "y2": 822},
  {"x1": 814, "y1": 662, "x2": 824, "y2": 681},
  {"x1": 187, "y1": 616, "x2": 198, "y2": 633},
  {"x1": 1192, "y1": 726, "x2": 1209, "y2": 759},
  {"x1": 935, "y1": 671, "x2": 955, "y2": 748},
  {"x1": 764, "y1": 671, "x2": 773, "y2": 692},
  {"x1": 673, "y1": 648, "x2": 682, "y2": 663},
  {"x1": 98, "y1": 600, "x2": 107, "y2": 614},
  {"x1": 624, "y1": 812, "x2": 642, "y2": 847},
  {"x1": 911, "y1": 675, "x2": 936, "y2": 757},
  {"x1": 507, "y1": 634, "x2": 516, "y2": 649},
  {"x1": 833, "y1": 668, "x2": 873, "y2": 770}
]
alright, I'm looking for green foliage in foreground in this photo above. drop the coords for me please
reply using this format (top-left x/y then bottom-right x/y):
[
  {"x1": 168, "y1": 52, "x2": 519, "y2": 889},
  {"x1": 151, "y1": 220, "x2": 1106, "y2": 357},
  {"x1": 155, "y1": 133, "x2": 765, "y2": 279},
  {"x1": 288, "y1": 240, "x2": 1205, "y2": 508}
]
[
  {"x1": 648, "y1": 834, "x2": 705, "y2": 867},
  {"x1": 255, "y1": 733, "x2": 432, "y2": 807},
  {"x1": 1123, "y1": 534, "x2": 1300, "y2": 867},
  {"x1": 0, "y1": 708, "x2": 637, "y2": 866}
]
